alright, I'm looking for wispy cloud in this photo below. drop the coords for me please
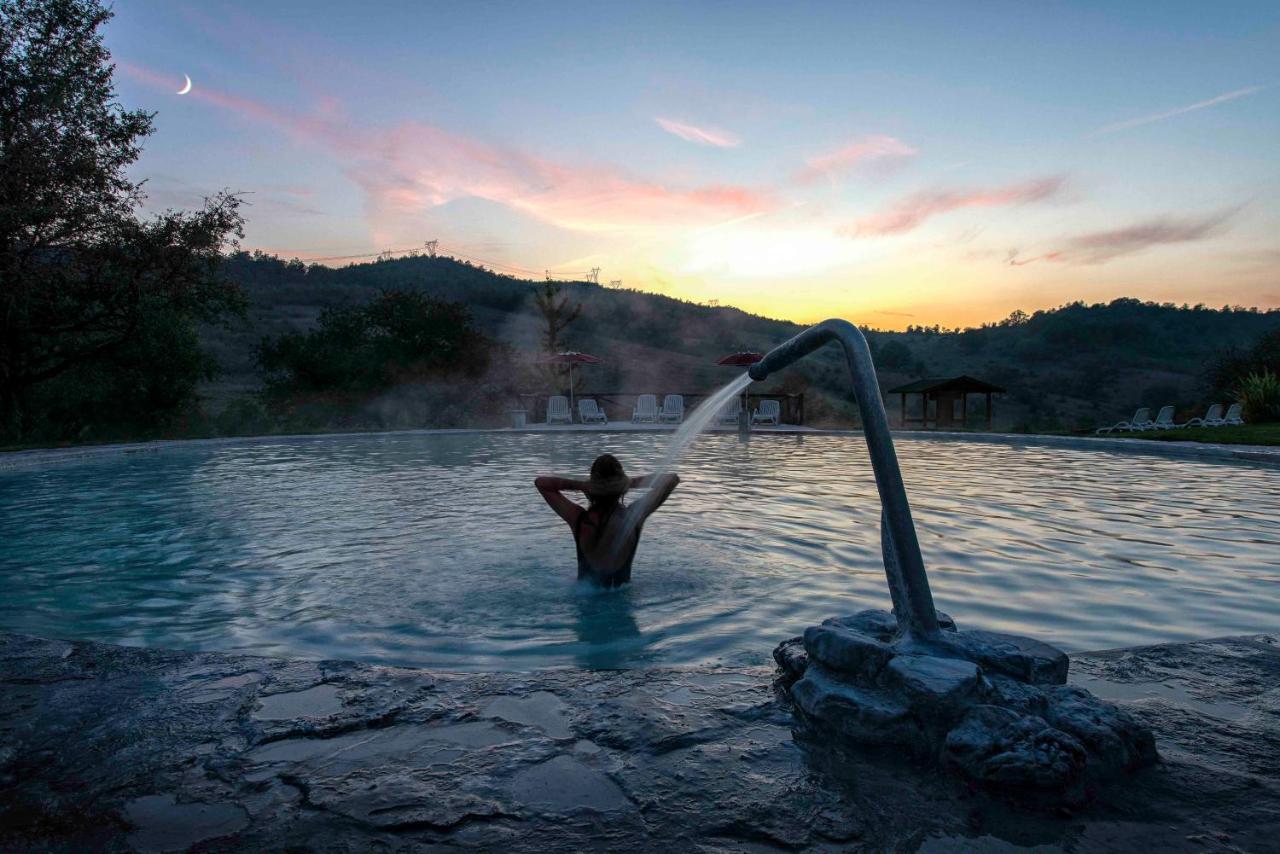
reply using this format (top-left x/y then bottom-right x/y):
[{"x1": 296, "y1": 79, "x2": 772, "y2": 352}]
[
  {"x1": 654, "y1": 117, "x2": 741, "y2": 148},
  {"x1": 345, "y1": 126, "x2": 770, "y2": 239},
  {"x1": 1089, "y1": 86, "x2": 1265, "y2": 137},
  {"x1": 844, "y1": 175, "x2": 1067, "y2": 237},
  {"x1": 124, "y1": 65, "x2": 771, "y2": 240},
  {"x1": 797, "y1": 135, "x2": 917, "y2": 183},
  {"x1": 1005, "y1": 249, "x2": 1064, "y2": 266},
  {"x1": 1007, "y1": 209, "x2": 1237, "y2": 266}
]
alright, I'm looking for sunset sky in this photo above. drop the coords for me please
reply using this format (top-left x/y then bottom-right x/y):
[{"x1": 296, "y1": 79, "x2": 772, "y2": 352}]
[{"x1": 110, "y1": 1, "x2": 1279, "y2": 328}]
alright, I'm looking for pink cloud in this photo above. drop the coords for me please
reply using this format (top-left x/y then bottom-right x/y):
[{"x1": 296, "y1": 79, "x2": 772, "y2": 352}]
[
  {"x1": 845, "y1": 175, "x2": 1067, "y2": 237},
  {"x1": 654, "y1": 117, "x2": 741, "y2": 148},
  {"x1": 798, "y1": 135, "x2": 917, "y2": 182},
  {"x1": 1007, "y1": 210, "x2": 1236, "y2": 266},
  {"x1": 123, "y1": 65, "x2": 771, "y2": 240},
  {"x1": 343, "y1": 123, "x2": 769, "y2": 238}
]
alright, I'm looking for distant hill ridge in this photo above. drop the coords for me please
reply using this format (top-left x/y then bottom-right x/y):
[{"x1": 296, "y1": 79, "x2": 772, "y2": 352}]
[{"x1": 205, "y1": 252, "x2": 1280, "y2": 431}]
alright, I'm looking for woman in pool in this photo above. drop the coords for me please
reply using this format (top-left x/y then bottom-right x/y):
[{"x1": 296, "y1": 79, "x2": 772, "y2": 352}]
[{"x1": 535, "y1": 454, "x2": 680, "y2": 588}]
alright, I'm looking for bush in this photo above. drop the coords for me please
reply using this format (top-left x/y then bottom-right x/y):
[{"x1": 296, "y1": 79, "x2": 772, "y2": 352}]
[
  {"x1": 1236, "y1": 370, "x2": 1280, "y2": 423},
  {"x1": 258, "y1": 290, "x2": 493, "y2": 397},
  {"x1": 24, "y1": 310, "x2": 219, "y2": 441},
  {"x1": 876, "y1": 340, "x2": 915, "y2": 370},
  {"x1": 215, "y1": 398, "x2": 273, "y2": 436},
  {"x1": 1206, "y1": 328, "x2": 1280, "y2": 399},
  {"x1": 255, "y1": 289, "x2": 512, "y2": 429}
]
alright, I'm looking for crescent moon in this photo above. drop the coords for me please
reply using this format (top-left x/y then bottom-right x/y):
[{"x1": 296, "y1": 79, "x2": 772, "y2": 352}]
[{"x1": 177, "y1": 74, "x2": 192, "y2": 95}]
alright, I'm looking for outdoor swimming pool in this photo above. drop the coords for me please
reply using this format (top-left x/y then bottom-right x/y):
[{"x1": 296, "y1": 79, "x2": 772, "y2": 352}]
[{"x1": 2, "y1": 432, "x2": 1277, "y2": 669}]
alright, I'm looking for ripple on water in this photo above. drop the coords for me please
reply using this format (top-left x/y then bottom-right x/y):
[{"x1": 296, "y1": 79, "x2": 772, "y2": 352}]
[{"x1": 1, "y1": 432, "x2": 1278, "y2": 668}]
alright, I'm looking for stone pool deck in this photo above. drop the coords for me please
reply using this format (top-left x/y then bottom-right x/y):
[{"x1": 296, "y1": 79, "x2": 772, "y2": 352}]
[{"x1": 1, "y1": 634, "x2": 1278, "y2": 852}]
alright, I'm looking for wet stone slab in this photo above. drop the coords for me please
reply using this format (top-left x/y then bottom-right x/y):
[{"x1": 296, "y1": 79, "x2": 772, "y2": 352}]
[
  {"x1": 252, "y1": 683, "x2": 344, "y2": 720},
  {"x1": 483, "y1": 691, "x2": 573, "y2": 739},
  {"x1": 123, "y1": 794, "x2": 249, "y2": 853},
  {"x1": 1, "y1": 631, "x2": 1279, "y2": 852},
  {"x1": 508, "y1": 754, "x2": 632, "y2": 813}
]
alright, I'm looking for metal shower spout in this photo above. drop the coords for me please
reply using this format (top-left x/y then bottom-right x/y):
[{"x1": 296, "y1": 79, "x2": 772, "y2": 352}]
[{"x1": 750, "y1": 319, "x2": 941, "y2": 639}]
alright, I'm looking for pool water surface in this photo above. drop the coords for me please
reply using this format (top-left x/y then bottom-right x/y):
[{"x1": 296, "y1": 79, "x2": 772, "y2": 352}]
[{"x1": 2, "y1": 432, "x2": 1277, "y2": 669}]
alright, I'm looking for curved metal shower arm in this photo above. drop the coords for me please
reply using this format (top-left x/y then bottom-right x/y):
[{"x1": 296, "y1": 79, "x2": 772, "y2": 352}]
[{"x1": 749, "y1": 319, "x2": 940, "y2": 639}]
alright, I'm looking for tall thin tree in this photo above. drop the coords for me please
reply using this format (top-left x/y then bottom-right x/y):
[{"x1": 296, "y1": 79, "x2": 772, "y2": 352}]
[
  {"x1": 533, "y1": 279, "x2": 582, "y2": 396},
  {"x1": 533, "y1": 279, "x2": 581, "y2": 354}
]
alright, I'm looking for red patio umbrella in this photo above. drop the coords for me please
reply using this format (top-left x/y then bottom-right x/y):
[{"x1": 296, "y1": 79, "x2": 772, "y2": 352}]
[
  {"x1": 542, "y1": 351, "x2": 602, "y2": 415},
  {"x1": 715, "y1": 351, "x2": 764, "y2": 367},
  {"x1": 715, "y1": 351, "x2": 764, "y2": 424}
]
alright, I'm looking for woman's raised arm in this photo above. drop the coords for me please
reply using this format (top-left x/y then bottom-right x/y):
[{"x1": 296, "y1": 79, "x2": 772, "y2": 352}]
[{"x1": 534, "y1": 476, "x2": 586, "y2": 525}]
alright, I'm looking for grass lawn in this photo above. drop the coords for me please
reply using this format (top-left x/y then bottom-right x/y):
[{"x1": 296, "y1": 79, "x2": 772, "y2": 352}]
[{"x1": 1137, "y1": 422, "x2": 1280, "y2": 446}]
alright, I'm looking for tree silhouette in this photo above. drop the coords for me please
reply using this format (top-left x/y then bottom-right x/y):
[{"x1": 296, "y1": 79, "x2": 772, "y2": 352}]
[
  {"x1": 0, "y1": 0, "x2": 244, "y2": 439},
  {"x1": 534, "y1": 280, "x2": 581, "y2": 353}
]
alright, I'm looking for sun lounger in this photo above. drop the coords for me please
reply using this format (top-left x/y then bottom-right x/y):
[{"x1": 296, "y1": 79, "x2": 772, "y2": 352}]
[
  {"x1": 546, "y1": 395, "x2": 572, "y2": 424},
  {"x1": 1096, "y1": 407, "x2": 1151, "y2": 434},
  {"x1": 1181, "y1": 404, "x2": 1223, "y2": 428},
  {"x1": 1149, "y1": 405, "x2": 1176, "y2": 430},
  {"x1": 632, "y1": 394, "x2": 658, "y2": 423},
  {"x1": 718, "y1": 397, "x2": 741, "y2": 424},
  {"x1": 659, "y1": 394, "x2": 684, "y2": 423},
  {"x1": 752, "y1": 399, "x2": 781, "y2": 425},
  {"x1": 578, "y1": 399, "x2": 607, "y2": 424},
  {"x1": 1223, "y1": 402, "x2": 1244, "y2": 426}
]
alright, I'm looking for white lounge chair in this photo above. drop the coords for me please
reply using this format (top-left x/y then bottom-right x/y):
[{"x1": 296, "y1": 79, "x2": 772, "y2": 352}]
[
  {"x1": 632, "y1": 394, "x2": 658, "y2": 423},
  {"x1": 1223, "y1": 402, "x2": 1244, "y2": 426},
  {"x1": 1181, "y1": 403, "x2": 1223, "y2": 428},
  {"x1": 717, "y1": 397, "x2": 741, "y2": 424},
  {"x1": 578, "y1": 399, "x2": 607, "y2": 424},
  {"x1": 1096, "y1": 407, "x2": 1151, "y2": 434},
  {"x1": 1149, "y1": 405, "x2": 1176, "y2": 430},
  {"x1": 752, "y1": 399, "x2": 781, "y2": 425},
  {"x1": 546, "y1": 395, "x2": 572, "y2": 424},
  {"x1": 659, "y1": 394, "x2": 684, "y2": 424}
]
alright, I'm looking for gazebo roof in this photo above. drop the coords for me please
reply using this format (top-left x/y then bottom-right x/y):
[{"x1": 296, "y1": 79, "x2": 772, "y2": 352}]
[{"x1": 885, "y1": 375, "x2": 1006, "y2": 395}]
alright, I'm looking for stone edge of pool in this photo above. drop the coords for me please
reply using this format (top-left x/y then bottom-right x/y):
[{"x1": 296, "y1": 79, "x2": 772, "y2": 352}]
[
  {"x1": 3, "y1": 423, "x2": 1279, "y2": 470},
  {"x1": 1, "y1": 630, "x2": 1277, "y2": 851}
]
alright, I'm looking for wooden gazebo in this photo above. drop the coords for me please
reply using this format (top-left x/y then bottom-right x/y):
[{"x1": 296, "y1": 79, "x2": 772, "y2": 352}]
[{"x1": 886, "y1": 375, "x2": 1005, "y2": 429}]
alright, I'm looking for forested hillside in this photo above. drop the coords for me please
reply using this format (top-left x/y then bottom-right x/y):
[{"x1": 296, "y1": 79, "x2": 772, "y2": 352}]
[{"x1": 203, "y1": 252, "x2": 1280, "y2": 433}]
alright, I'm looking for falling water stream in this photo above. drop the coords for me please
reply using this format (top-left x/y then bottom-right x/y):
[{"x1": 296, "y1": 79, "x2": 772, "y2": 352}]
[
  {"x1": 611, "y1": 373, "x2": 753, "y2": 552},
  {"x1": 652, "y1": 373, "x2": 753, "y2": 478}
]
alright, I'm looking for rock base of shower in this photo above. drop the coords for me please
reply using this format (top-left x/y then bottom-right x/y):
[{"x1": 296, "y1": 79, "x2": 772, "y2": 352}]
[{"x1": 773, "y1": 609, "x2": 1156, "y2": 803}]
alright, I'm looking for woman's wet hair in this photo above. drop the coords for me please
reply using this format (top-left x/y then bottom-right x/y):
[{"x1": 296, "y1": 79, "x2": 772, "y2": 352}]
[
  {"x1": 591, "y1": 454, "x2": 625, "y2": 481},
  {"x1": 587, "y1": 454, "x2": 626, "y2": 508}
]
